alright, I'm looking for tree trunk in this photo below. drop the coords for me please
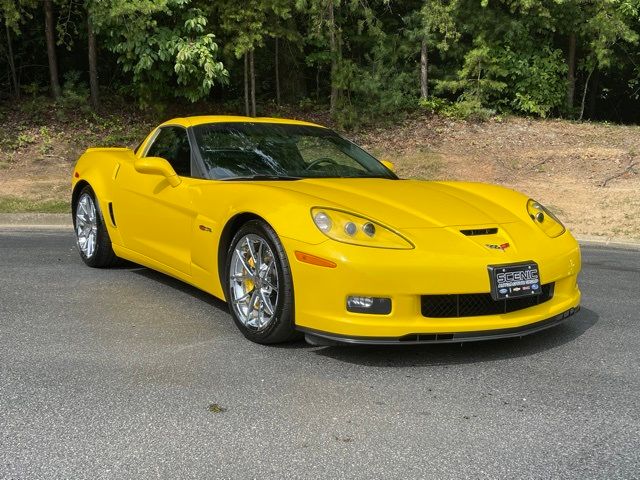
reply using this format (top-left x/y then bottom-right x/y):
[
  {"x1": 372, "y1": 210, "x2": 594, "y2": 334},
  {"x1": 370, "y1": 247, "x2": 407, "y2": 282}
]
[
  {"x1": 5, "y1": 23, "x2": 19, "y2": 99},
  {"x1": 87, "y1": 12, "x2": 99, "y2": 110},
  {"x1": 588, "y1": 70, "x2": 600, "y2": 120},
  {"x1": 244, "y1": 53, "x2": 249, "y2": 116},
  {"x1": 44, "y1": 0, "x2": 61, "y2": 100},
  {"x1": 275, "y1": 37, "x2": 281, "y2": 106},
  {"x1": 250, "y1": 49, "x2": 256, "y2": 117},
  {"x1": 566, "y1": 33, "x2": 576, "y2": 111},
  {"x1": 579, "y1": 67, "x2": 594, "y2": 121},
  {"x1": 420, "y1": 39, "x2": 428, "y2": 99},
  {"x1": 328, "y1": 0, "x2": 339, "y2": 116}
]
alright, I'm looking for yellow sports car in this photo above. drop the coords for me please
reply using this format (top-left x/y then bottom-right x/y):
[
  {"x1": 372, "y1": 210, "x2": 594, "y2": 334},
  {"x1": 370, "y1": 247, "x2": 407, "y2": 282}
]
[{"x1": 71, "y1": 116, "x2": 581, "y2": 345}]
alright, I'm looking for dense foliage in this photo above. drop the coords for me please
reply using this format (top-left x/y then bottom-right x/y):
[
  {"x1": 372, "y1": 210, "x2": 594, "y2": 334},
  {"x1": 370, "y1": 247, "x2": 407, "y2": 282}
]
[{"x1": 1, "y1": 0, "x2": 639, "y2": 125}]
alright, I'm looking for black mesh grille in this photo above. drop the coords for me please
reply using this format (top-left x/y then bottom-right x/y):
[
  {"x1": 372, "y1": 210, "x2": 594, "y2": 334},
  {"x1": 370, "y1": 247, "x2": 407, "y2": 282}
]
[{"x1": 421, "y1": 283, "x2": 554, "y2": 318}]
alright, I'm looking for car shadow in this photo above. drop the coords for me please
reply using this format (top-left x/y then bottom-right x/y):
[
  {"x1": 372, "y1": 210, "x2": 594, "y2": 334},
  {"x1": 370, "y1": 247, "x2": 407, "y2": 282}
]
[
  {"x1": 128, "y1": 266, "x2": 229, "y2": 313},
  {"x1": 311, "y1": 308, "x2": 599, "y2": 367},
  {"x1": 125, "y1": 265, "x2": 315, "y2": 348}
]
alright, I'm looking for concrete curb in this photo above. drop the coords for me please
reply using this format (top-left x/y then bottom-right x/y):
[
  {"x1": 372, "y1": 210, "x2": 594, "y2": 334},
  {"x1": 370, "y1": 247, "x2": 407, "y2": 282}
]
[
  {"x1": 0, "y1": 213, "x2": 72, "y2": 228},
  {"x1": 576, "y1": 235, "x2": 640, "y2": 251},
  {"x1": 0, "y1": 213, "x2": 639, "y2": 250}
]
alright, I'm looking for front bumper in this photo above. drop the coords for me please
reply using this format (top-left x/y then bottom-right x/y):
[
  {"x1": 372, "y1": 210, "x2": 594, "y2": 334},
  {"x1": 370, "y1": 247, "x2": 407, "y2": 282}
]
[{"x1": 282, "y1": 227, "x2": 582, "y2": 342}]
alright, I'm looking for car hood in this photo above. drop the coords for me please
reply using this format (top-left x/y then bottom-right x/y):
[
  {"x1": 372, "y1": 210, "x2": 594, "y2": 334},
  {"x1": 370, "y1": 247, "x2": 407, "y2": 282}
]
[{"x1": 270, "y1": 178, "x2": 520, "y2": 229}]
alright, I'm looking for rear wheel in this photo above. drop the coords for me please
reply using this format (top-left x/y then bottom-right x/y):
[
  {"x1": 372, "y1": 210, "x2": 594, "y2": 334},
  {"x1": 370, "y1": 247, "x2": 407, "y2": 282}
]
[
  {"x1": 73, "y1": 185, "x2": 118, "y2": 268},
  {"x1": 225, "y1": 220, "x2": 297, "y2": 344}
]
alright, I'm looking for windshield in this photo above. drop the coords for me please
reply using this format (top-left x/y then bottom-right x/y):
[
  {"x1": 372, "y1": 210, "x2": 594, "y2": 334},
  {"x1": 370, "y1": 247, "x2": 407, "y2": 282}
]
[{"x1": 192, "y1": 123, "x2": 396, "y2": 180}]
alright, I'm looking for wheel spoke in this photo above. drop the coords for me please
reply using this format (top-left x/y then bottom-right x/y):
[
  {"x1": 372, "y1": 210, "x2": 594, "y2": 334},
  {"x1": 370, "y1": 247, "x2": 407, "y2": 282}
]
[
  {"x1": 235, "y1": 248, "x2": 254, "y2": 275},
  {"x1": 256, "y1": 241, "x2": 264, "y2": 270},
  {"x1": 247, "y1": 289, "x2": 258, "y2": 316},
  {"x1": 232, "y1": 290, "x2": 251, "y2": 304},
  {"x1": 262, "y1": 277, "x2": 276, "y2": 290},
  {"x1": 86, "y1": 232, "x2": 94, "y2": 257},
  {"x1": 264, "y1": 259, "x2": 274, "y2": 275},
  {"x1": 245, "y1": 237, "x2": 258, "y2": 267},
  {"x1": 257, "y1": 302, "x2": 265, "y2": 327},
  {"x1": 231, "y1": 273, "x2": 249, "y2": 281},
  {"x1": 260, "y1": 290, "x2": 274, "y2": 316}
]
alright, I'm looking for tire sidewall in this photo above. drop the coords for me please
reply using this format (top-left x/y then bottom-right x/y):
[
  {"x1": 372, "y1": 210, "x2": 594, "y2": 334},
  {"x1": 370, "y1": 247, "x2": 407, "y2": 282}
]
[{"x1": 224, "y1": 220, "x2": 295, "y2": 344}]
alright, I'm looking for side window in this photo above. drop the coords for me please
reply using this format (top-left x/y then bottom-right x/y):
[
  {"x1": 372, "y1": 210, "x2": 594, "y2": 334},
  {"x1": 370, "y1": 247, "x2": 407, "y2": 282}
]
[{"x1": 146, "y1": 127, "x2": 191, "y2": 177}]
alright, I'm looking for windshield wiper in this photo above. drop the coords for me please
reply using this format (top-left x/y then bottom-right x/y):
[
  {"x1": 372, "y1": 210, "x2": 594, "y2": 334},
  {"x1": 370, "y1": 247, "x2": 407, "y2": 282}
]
[{"x1": 221, "y1": 174, "x2": 302, "y2": 181}]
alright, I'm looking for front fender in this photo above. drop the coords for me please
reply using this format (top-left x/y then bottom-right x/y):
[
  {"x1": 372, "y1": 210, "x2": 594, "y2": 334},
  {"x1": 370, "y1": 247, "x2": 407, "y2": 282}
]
[{"x1": 71, "y1": 148, "x2": 135, "y2": 246}]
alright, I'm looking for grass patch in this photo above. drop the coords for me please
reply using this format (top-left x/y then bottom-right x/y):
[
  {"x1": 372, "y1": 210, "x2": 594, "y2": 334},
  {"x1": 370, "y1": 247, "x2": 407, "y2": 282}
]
[
  {"x1": 207, "y1": 403, "x2": 227, "y2": 414},
  {"x1": 0, "y1": 197, "x2": 70, "y2": 213},
  {"x1": 394, "y1": 149, "x2": 444, "y2": 179}
]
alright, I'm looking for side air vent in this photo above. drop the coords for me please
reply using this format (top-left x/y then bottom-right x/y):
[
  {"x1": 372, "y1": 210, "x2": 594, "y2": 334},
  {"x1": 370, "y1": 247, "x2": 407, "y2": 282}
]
[
  {"x1": 460, "y1": 228, "x2": 498, "y2": 236},
  {"x1": 108, "y1": 202, "x2": 117, "y2": 227}
]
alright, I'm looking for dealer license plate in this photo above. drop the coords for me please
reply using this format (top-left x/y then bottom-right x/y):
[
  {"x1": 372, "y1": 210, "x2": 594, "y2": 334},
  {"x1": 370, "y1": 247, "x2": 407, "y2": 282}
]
[{"x1": 488, "y1": 262, "x2": 541, "y2": 300}]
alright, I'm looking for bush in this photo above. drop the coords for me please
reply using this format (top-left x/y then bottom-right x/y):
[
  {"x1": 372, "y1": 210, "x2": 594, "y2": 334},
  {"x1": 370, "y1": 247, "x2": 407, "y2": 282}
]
[
  {"x1": 58, "y1": 71, "x2": 91, "y2": 112},
  {"x1": 419, "y1": 97, "x2": 494, "y2": 121}
]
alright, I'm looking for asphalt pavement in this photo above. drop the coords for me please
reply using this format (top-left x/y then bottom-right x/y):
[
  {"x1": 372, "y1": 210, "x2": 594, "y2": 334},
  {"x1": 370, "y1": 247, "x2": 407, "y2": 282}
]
[{"x1": 1, "y1": 229, "x2": 638, "y2": 479}]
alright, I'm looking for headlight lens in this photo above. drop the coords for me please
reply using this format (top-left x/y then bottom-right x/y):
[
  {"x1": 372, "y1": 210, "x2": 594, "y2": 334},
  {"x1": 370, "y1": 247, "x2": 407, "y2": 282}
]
[
  {"x1": 313, "y1": 211, "x2": 332, "y2": 232},
  {"x1": 311, "y1": 208, "x2": 413, "y2": 249},
  {"x1": 527, "y1": 199, "x2": 565, "y2": 238}
]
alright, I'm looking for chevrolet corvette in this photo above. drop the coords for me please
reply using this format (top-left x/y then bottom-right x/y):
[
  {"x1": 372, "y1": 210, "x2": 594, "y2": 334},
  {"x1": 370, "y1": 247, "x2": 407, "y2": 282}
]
[{"x1": 71, "y1": 116, "x2": 581, "y2": 345}]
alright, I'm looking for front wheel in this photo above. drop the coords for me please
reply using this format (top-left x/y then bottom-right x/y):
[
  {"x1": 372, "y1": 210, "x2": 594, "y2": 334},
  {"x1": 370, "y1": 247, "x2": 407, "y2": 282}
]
[
  {"x1": 225, "y1": 220, "x2": 297, "y2": 344},
  {"x1": 73, "y1": 185, "x2": 119, "y2": 268}
]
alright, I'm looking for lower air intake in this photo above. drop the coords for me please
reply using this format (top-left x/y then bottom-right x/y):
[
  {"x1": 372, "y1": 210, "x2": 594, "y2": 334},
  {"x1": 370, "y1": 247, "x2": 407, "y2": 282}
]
[{"x1": 421, "y1": 283, "x2": 554, "y2": 318}]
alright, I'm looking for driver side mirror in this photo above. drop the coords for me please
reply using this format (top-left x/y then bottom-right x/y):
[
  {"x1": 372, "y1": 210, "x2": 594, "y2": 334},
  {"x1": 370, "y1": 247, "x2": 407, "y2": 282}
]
[
  {"x1": 134, "y1": 156, "x2": 181, "y2": 187},
  {"x1": 381, "y1": 159, "x2": 395, "y2": 172}
]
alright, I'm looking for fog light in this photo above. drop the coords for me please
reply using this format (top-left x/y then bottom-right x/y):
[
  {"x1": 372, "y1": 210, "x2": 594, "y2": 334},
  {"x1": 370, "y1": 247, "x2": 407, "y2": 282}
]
[
  {"x1": 348, "y1": 296, "x2": 374, "y2": 308},
  {"x1": 346, "y1": 296, "x2": 392, "y2": 314}
]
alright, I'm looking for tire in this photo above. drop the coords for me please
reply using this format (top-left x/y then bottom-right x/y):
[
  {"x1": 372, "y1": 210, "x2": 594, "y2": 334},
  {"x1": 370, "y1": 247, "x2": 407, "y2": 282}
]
[
  {"x1": 224, "y1": 219, "x2": 298, "y2": 344},
  {"x1": 73, "y1": 185, "x2": 119, "y2": 268}
]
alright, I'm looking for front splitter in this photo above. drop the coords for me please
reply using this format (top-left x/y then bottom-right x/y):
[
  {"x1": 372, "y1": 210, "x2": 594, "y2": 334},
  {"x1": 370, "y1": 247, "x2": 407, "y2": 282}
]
[{"x1": 301, "y1": 306, "x2": 581, "y2": 346}]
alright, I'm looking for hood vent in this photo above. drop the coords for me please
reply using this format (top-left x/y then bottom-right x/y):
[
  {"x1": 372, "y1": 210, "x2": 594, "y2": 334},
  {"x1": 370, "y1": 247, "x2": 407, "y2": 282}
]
[{"x1": 460, "y1": 228, "x2": 498, "y2": 236}]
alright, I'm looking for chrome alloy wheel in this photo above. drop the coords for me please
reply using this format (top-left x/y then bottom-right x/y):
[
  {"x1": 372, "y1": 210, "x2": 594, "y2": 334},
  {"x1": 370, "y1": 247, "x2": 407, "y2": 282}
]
[
  {"x1": 229, "y1": 234, "x2": 279, "y2": 331},
  {"x1": 75, "y1": 193, "x2": 98, "y2": 258}
]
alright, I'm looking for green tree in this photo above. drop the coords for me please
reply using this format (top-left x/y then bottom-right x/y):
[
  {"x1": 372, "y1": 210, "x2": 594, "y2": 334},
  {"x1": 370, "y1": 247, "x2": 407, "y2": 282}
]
[
  {"x1": 404, "y1": 0, "x2": 459, "y2": 100},
  {"x1": 1, "y1": 0, "x2": 31, "y2": 98},
  {"x1": 215, "y1": 0, "x2": 296, "y2": 115},
  {"x1": 86, "y1": 1, "x2": 99, "y2": 109},
  {"x1": 91, "y1": 0, "x2": 227, "y2": 105},
  {"x1": 576, "y1": 0, "x2": 639, "y2": 119},
  {"x1": 436, "y1": 1, "x2": 568, "y2": 116},
  {"x1": 551, "y1": 0, "x2": 639, "y2": 116},
  {"x1": 437, "y1": 40, "x2": 507, "y2": 111},
  {"x1": 296, "y1": 0, "x2": 343, "y2": 115}
]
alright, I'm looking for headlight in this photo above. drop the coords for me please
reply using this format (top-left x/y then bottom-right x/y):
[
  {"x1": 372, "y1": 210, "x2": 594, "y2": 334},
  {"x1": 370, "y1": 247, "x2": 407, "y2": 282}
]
[
  {"x1": 311, "y1": 208, "x2": 413, "y2": 249},
  {"x1": 527, "y1": 199, "x2": 565, "y2": 238}
]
